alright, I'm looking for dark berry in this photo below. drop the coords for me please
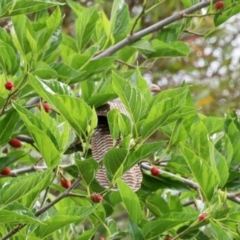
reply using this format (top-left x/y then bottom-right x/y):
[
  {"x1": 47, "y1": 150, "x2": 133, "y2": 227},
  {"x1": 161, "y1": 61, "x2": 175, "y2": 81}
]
[
  {"x1": 91, "y1": 193, "x2": 103, "y2": 203},
  {"x1": 198, "y1": 213, "x2": 208, "y2": 222},
  {"x1": 151, "y1": 167, "x2": 160, "y2": 176},
  {"x1": 60, "y1": 178, "x2": 71, "y2": 189},
  {"x1": 9, "y1": 138, "x2": 22, "y2": 148},
  {"x1": 1, "y1": 167, "x2": 11, "y2": 175},
  {"x1": 39, "y1": 103, "x2": 51, "y2": 113},
  {"x1": 214, "y1": 1, "x2": 225, "y2": 10},
  {"x1": 4, "y1": 81, "x2": 14, "y2": 91}
]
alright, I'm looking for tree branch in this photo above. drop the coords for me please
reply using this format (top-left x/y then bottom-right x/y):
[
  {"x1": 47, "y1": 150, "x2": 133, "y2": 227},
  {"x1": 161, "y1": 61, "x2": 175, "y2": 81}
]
[
  {"x1": 140, "y1": 163, "x2": 240, "y2": 205},
  {"x1": 93, "y1": 0, "x2": 219, "y2": 60}
]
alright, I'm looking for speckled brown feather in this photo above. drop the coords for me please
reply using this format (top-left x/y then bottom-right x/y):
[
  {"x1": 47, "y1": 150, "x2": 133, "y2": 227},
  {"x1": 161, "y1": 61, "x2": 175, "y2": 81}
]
[{"x1": 91, "y1": 84, "x2": 160, "y2": 192}]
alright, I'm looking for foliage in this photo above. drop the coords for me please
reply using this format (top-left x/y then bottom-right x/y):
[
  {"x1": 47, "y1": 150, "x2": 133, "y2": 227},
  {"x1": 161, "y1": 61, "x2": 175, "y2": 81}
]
[{"x1": 0, "y1": 0, "x2": 240, "y2": 239}]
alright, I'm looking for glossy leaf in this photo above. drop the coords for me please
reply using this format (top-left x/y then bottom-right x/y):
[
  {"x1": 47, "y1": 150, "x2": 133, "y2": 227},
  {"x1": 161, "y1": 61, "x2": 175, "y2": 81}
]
[
  {"x1": 0, "y1": 170, "x2": 52, "y2": 208},
  {"x1": 0, "y1": 202, "x2": 42, "y2": 224},
  {"x1": 142, "y1": 212, "x2": 198, "y2": 238},
  {"x1": 103, "y1": 148, "x2": 128, "y2": 180},
  {"x1": 75, "y1": 5, "x2": 99, "y2": 52},
  {"x1": 110, "y1": 0, "x2": 130, "y2": 37},
  {"x1": 35, "y1": 206, "x2": 97, "y2": 238},
  {"x1": 0, "y1": 42, "x2": 19, "y2": 74},
  {"x1": 0, "y1": 109, "x2": 19, "y2": 146},
  {"x1": 117, "y1": 179, "x2": 142, "y2": 223},
  {"x1": 147, "y1": 40, "x2": 190, "y2": 58},
  {"x1": 128, "y1": 218, "x2": 145, "y2": 240},
  {"x1": 0, "y1": 0, "x2": 63, "y2": 18},
  {"x1": 112, "y1": 71, "x2": 147, "y2": 123},
  {"x1": 0, "y1": 151, "x2": 27, "y2": 170},
  {"x1": 13, "y1": 103, "x2": 61, "y2": 167},
  {"x1": 76, "y1": 158, "x2": 99, "y2": 185},
  {"x1": 181, "y1": 144, "x2": 219, "y2": 201},
  {"x1": 29, "y1": 74, "x2": 97, "y2": 137}
]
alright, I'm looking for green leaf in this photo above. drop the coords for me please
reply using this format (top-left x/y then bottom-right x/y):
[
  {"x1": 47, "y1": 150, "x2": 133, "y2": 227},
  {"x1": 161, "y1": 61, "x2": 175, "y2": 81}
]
[
  {"x1": 210, "y1": 220, "x2": 232, "y2": 240},
  {"x1": 32, "y1": 61, "x2": 59, "y2": 79},
  {"x1": 12, "y1": 15, "x2": 32, "y2": 56},
  {"x1": 139, "y1": 86, "x2": 196, "y2": 139},
  {"x1": 75, "y1": 5, "x2": 99, "y2": 52},
  {"x1": 52, "y1": 57, "x2": 114, "y2": 83},
  {"x1": 0, "y1": 151, "x2": 27, "y2": 170},
  {"x1": 125, "y1": 141, "x2": 166, "y2": 171},
  {"x1": 142, "y1": 212, "x2": 198, "y2": 238},
  {"x1": 117, "y1": 179, "x2": 142, "y2": 223},
  {"x1": 108, "y1": 109, "x2": 132, "y2": 139},
  {"x1": 181, "y1": 0, "x2": 193, "y2": 7},
  {"x1": 76, "y1": 158, "x2": 99, "y2": 185},
  {"x1": 130, "y1": 39, "x2": 155, "y2": 55},
  {"x1": 0, "y1": 42, "x2": 19, "y2": 74},
  {"x1": 112, "y1": 71, "x2": 147, "y2": 123},
  {"x1": 35, "y1": 206, "x2": 97, "y2": 238},
  {"x1": 209, "y1": 142, "x2": 229, "y2": 187},
  {"x1": 29, "y1": 74, "x2": 97, "y2": 137},
  {"x1": 214, "y1": 5, "x2": 240, "y2": 27},
  {"x1": 69, "y1": 57, "x2": 115, "y2": 84},
  {"x1": 13, "y1": 102, "x2": 61, "y2": 167},
  {"x1": 128, "y1": 218, "x2": 145, "y2": 240},
  {"x1": 224, "y1": 113, "x2": 240, "y2": 168},
  {"x1": 103, "y1": 148, "x2": 128, "y2": 181},
  {"x1": 202, "y1": 116, "x2": 224, "y2": 134},
  {"x1": 0, "y1": 202, "x2": 42, "y2": 224},
  {"x1": 76, "y1": 228, "x2": 97, "y2": 240},
  {"x1": 190, "y1": 121, "x2": 210, "y2": 161},
  {"x1": 139, "y1": 106, "x2": 196, "y2": 139},
  {"x1": 0, "y1": 170, "x2": 52, "y2": 208},
  {"x1": 0, "y1": 109, "x2": 19, "y2": 146},
  {"x1": 147, "y1": 40, "x2": 190, "y2": 58},
  {"x1": 32, "y1": 76, "x2": 73, "y2": 96},
  {"x1": 37, "y1": 7, "x2": 63, "y2": 55},
  {"x1": 145, "y1": 195, "x2": 170, "y2": 216},
  {"x1": 181, "y1": 144, "x2": 219, "y2": 201},
  {"x1": 0, "y1": 0, "x2": 63, "y2": 17},
  {"x1": 110, "y1": 0, "x2": 130, "y2": 37}
]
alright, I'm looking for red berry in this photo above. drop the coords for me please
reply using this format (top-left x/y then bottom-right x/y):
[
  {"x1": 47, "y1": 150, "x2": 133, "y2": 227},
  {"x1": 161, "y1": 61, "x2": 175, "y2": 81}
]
[
  {"x1": 91, "y1": 193, "x2": 103, "y2": 203},
  {"x1": 39, "y1": 103, "x2": 51, "y2": 113},
  {"x1": 165, "y1": 236, "x2": 172, "y2": 240},
  {"x1": 4, "y1": 81, "x2": 14, "y2": 91},
  {"x1": 198, "y1": 213, "x2": 208, "y2": 222},
  {"x1": 1, "y1": 167, "x2": 11, "y2": 175},
  {"x1": 151, "y1": 167, "x2": 160, "y2": 176},
  {"x1": 9, "y1": 138, "x2": 22, "y2": 148},
  {"x1": 60, "y1": 178, "x2": 71, "y2": 189},
  {"x1": 214, "y1": 1, "x2": 225, "y2": 10}
]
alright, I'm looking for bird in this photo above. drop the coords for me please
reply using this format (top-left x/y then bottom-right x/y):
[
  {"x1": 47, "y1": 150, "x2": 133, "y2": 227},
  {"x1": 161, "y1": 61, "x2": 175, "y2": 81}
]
[{"x1": 91, "y1": 83, "x2": 160, "y2": 192}]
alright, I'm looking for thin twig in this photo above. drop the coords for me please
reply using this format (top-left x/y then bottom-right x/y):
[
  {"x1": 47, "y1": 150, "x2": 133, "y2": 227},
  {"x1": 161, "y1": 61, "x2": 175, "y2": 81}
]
[
  {"x1": 130, "y1": 2, "x2": 146, "y2": 35},
  {"x1": 140, "y1": 163, "x2": 240, "y2": 205},
  {"x1": 93, "y1": 0, "x2": 219, "y2": 60}
]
